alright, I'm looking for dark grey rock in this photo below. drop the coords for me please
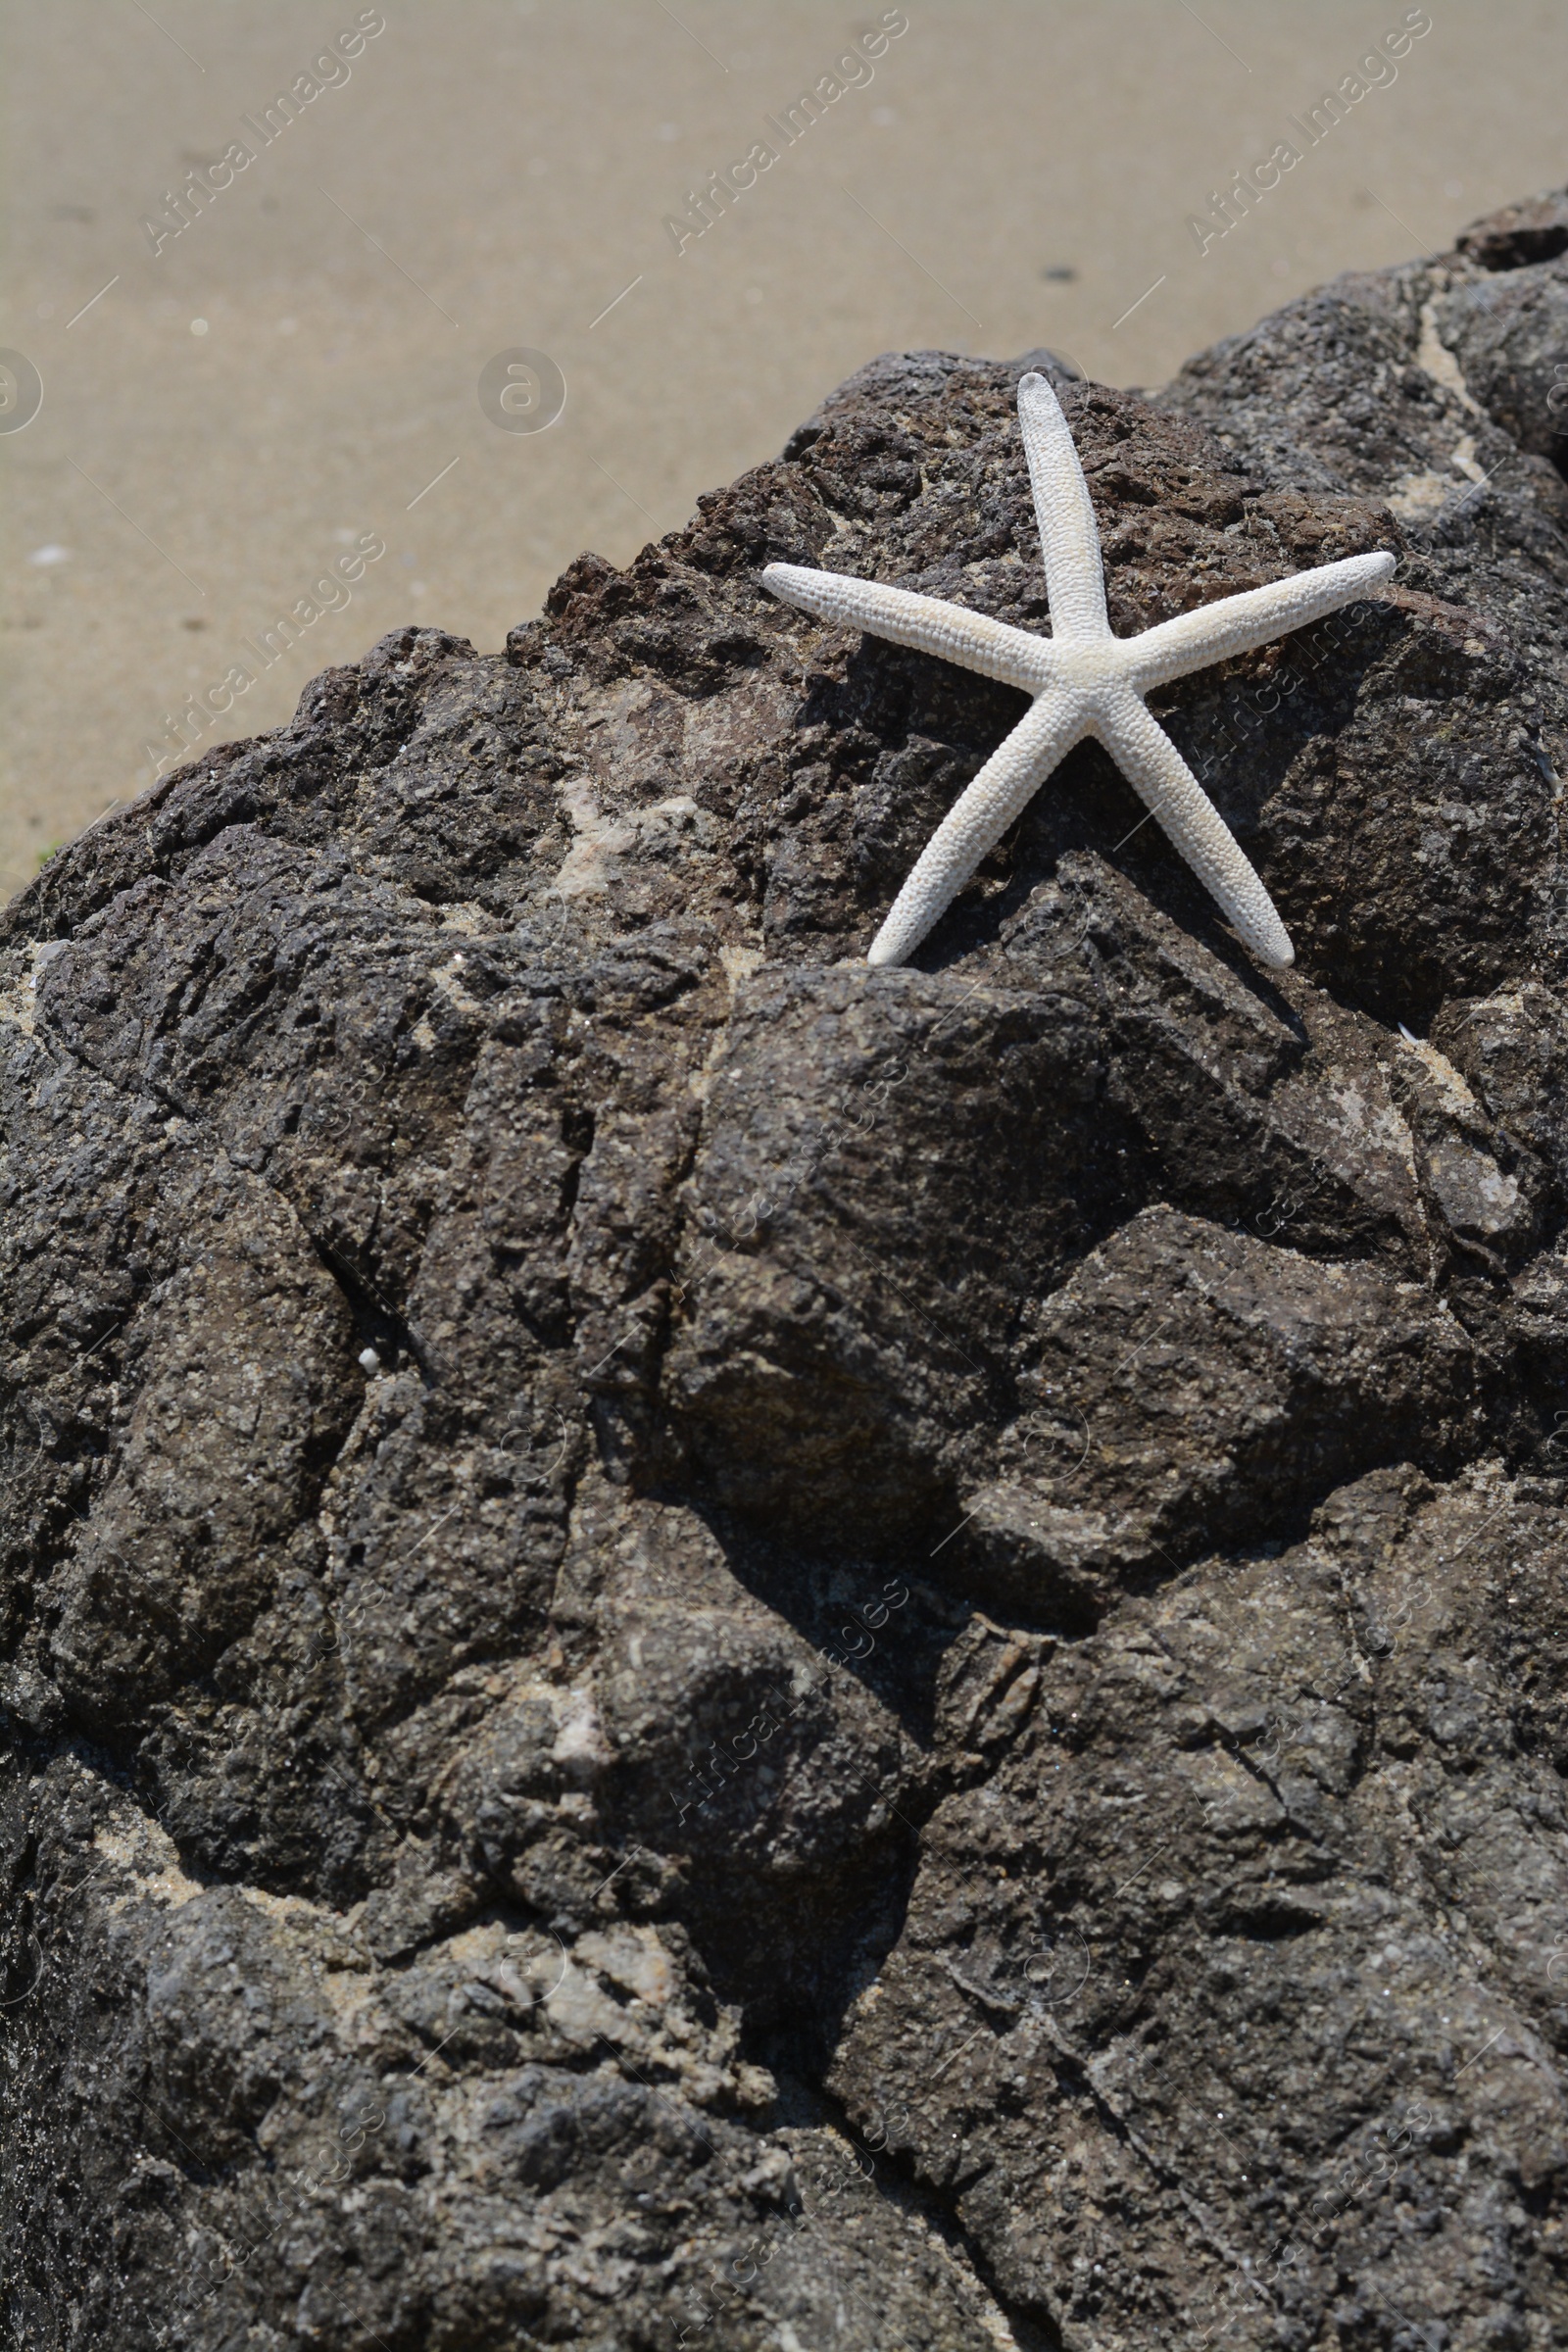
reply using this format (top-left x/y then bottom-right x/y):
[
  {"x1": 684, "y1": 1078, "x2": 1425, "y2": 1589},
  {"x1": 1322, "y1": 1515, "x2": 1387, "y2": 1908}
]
[{"x1": 5, "y1": 190, "x2": 1568, "y2": 2350}]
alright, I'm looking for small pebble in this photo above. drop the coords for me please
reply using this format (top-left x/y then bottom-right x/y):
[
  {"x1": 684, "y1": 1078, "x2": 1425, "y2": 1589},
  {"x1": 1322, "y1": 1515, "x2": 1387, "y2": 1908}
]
[{"x1": 358, "y1": 1347, "x2": 381, "y2": 1373}]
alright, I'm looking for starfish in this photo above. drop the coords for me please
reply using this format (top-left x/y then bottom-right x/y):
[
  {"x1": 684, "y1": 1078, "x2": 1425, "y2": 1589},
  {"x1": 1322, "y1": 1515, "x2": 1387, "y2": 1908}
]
[{"x1": 761, "y1": 371, "x2": 1395, "y2": 970}]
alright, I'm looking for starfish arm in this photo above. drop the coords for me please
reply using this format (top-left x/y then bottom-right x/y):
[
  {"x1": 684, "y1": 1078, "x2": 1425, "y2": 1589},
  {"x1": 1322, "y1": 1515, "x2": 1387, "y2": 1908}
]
[
  {"x1": 867, "y1": 691, "x2": 1090, "y2": 967},
  {"x1": 1017, "y1": 372, "x2": 1110, "y2": 642},
  {"x1": 760, "y1": 563, "x2": 1048, "y2": 693},
  {"x1": 1094, "y1": 693, "x2": 1295, "y2": 968},
  {"x1": 1124, "y1": 550, "x2": 1396, "y2": 691}
]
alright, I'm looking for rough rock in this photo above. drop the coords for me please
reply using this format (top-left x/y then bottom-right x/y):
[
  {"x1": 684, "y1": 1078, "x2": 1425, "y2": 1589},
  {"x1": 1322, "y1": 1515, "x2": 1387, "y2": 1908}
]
[{"x1": 4, "y1": 189, "x2": 1568, "y2": 2350}]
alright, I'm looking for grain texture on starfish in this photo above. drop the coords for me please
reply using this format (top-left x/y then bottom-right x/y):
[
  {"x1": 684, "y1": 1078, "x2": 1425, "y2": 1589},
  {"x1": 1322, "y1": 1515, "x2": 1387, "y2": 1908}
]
[{"x1": 761, "y1": 370, "x2": 1395, "y2": 971}]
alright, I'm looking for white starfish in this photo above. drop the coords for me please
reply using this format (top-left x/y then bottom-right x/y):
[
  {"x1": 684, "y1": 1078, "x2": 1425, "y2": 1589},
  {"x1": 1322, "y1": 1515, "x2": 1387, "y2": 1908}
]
[{"x1": 762, "y1": 371, "x2": 1395, "y2": 970}]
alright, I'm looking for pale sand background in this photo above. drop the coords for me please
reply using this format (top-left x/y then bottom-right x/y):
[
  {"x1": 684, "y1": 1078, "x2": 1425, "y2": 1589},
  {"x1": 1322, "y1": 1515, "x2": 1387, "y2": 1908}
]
[{"x1": 3, "y1": 1, "x2": 1565, "y2": 899}]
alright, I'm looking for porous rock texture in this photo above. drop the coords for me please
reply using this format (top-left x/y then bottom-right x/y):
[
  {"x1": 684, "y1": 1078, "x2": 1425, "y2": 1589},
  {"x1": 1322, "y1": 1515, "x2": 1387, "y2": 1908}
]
[{"x1": 5, "y1": 192, "x2": 1568, "y2": 2352}]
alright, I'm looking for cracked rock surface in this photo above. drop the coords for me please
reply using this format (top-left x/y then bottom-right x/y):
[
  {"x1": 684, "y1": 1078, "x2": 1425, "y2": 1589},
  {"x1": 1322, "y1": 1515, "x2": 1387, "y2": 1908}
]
[{"x1": 4, "y1": 190, "x2": 1568, "y2": 2350}]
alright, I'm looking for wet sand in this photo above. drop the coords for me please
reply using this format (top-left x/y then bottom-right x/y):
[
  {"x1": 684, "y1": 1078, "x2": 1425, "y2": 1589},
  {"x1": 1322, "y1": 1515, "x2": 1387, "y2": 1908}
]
[{"x1": 3, "y1": 0, "x2": 1564, "y2": 897}]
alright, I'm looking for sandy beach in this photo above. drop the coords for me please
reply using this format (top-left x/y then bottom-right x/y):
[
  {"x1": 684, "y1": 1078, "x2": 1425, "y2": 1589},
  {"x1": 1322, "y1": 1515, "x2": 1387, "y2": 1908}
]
[{"x1": 3, "y1": 0, "x2": 1565, "y2": 896}]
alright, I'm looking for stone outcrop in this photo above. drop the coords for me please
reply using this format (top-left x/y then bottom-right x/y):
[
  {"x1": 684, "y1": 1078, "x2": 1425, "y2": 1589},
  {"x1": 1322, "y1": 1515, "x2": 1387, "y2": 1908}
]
[{"x1": 5, "y1": 190, "x2": 1568, "y2": 2348}]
